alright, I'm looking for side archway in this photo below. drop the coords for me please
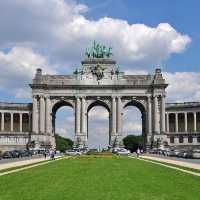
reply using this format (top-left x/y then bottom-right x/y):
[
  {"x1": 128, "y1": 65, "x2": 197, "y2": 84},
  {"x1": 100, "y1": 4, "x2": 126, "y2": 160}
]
[
  {"x1": 123, "y1": 99, "x2": 147, "y2": 150},
  {"x1": 51, "y1": 100, "x2": 75, "y2": 141}
]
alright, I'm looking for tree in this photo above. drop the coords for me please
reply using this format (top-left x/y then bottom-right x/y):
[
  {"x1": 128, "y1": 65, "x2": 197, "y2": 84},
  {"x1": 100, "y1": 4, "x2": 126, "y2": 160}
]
[
  {"x1": 55, "y1": 134, "x2": 73, "y2": 152},
  {"x1": 123, "y1": 135, "x2": 143, "y2": 153}
]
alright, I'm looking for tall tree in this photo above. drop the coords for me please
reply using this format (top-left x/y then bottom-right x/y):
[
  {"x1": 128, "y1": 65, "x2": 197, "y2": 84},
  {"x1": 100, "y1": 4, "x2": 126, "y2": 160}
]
[
  {"x1": 55, "y1": 134, "x2": 73, "y2": 152},
  {"x1": 123, "y1": 135, "x2": 143, "y2": 152}
]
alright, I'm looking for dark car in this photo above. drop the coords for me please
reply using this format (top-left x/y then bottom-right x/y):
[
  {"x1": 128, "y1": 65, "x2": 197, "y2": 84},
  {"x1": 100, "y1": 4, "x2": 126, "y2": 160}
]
[
  {"x1": 10, "y1": 150, "x2": 20, "y2": 158},
  {"x1": 2, "y1": 151, "x2": 13, "y2": 159},
  {"x1": 177, "y1": 150, "x2": 187, "y2": 158},
  {"x1": 185, "y1": 151, "x2": 193, "y2": 159},
  {"x1": 19, "y1": 150, "x2": 32, "y2": 157}
]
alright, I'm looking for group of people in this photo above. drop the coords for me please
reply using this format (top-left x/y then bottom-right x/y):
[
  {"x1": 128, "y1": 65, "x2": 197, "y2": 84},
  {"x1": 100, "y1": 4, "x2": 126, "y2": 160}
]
[
  {"x1": 43, "y1": 149, "x2": 55, "y2": 160},
  {"x1": 136, "y1": 148, "x2": 143, "y2": 157}
]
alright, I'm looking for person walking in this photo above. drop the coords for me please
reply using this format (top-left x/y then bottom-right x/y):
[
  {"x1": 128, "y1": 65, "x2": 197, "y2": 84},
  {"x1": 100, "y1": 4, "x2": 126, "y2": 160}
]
[
  {"x1": 136, "y1": 148, "x2": 140, "y2": 158},
  {"x1": 43, "y1": 151, "x2": 47, "y2": 159}
]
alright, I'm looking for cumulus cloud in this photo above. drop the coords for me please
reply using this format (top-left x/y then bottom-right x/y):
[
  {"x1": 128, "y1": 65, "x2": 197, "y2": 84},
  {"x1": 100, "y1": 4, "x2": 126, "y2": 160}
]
[
  {"x1": 0, "y1": 0, "x2": 191, "y2": 100},
  {"x1": 0, "y1": 46, "x2": 57, "y2": 99},
  {"x1": 0, "y1": 0, "x2": 190, "y2": 68},
  {"x1": 164, "y1": 72, "x2": 200, "y2": 102}
]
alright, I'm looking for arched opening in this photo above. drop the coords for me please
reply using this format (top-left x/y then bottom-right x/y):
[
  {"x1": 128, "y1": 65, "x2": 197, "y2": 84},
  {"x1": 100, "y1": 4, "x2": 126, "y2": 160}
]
[
  {"x1": 122, "y1": 100, "x2": 146, "y2": 151},
  {"x1": 52, "y1": 101, "x2": 74, "y2": 151},
  {"x1": 87, "y1": 100, "x2": 110, "y2": 150}
]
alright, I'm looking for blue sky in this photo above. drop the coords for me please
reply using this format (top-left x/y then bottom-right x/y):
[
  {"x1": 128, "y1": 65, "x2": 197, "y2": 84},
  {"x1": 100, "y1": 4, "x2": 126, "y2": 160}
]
[
  {"x1": 0, "y1": 0, "x2": 199, "y2": 148},
  {"x1": 79, "y1": 0, "x2": 200, "y2": 72}
]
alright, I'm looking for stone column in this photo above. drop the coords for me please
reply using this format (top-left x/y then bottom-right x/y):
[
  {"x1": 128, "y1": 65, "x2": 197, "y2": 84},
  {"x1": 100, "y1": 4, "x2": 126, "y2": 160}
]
[
  {"x1": 20, "y1": 113, "x2": 23, "y2": 132},
  {"x1": 46, "y1": 96, "x2": 52, "y2": 135},
  {"x1": 184, "y1": 112, "x2": 188, "y2": 132},
  {"x1": 153, "y1": 95, "x2": 159, "y2": 133},
  {"x1": 160, "y1": 95, "x2": 165, "y2": 133},
  {"x1": 166, "y1": 113, "x2": 169, "y2": 132},
  {"x1": 112, "y1": 96, "x2": 116, "y2": 135},
  {"x1": 32, "y1": 96, "x2": 39, "y2": 133},
  {"x1": 39, "y1": 96, "x2": 45, "y2": 133},
  {"x1": 1, "y1": 112, "x2": 4, "y2": 131},
  {"x1": 117, "y1": 96, "x2": 122, "y2": 135},
  {"x1": 75, "y1": 97, "x2": 81, "y2": 134},
  {"x1": 11, "y1": 113, "x2": 13, "y2": 132},
  {"x1": 193, "y1": 112, "x2": 197, "y2": 132},
  {"x1": 28, "y1": 113, "x2": 32, "y2": 132},
  {"x1": 175, "y1": 113, "x2": 178, "y2": 132},
  {"x1": 81, "y1": 97, "x2": 87, "y2": 134},
  {"x1": 147, "y1": 96, "x2": 152, "y2": 135}
]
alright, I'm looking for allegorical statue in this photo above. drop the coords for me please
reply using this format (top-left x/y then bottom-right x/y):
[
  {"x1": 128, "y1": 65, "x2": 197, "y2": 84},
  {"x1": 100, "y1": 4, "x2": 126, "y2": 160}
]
[{"x1": 85, "y1": 41, "x2": 112, "y2": 58}]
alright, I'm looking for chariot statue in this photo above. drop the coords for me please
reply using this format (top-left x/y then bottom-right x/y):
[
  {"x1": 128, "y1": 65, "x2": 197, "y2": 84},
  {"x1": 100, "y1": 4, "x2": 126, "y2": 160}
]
[{"x1": 85, "y1": 41, "x2": 112, "y2": 59}]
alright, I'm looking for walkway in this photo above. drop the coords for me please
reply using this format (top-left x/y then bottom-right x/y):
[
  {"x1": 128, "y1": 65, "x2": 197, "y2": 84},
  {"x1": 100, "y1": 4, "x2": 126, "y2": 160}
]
[
  {"x1": 141, "y1": 155, "x2": 200, "y2": 170},
  {"x1": 0, "y1": 155, "x2": 62, "y2": 171},
  {"x1": 0, "y1": 156, "x2": 67, "y2": 177}
]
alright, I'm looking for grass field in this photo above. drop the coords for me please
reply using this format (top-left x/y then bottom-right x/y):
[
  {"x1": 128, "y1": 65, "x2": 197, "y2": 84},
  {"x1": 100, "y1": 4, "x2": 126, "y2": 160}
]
[{"x1": 0, "y1": 156, "x2": 199, "y2": 200}]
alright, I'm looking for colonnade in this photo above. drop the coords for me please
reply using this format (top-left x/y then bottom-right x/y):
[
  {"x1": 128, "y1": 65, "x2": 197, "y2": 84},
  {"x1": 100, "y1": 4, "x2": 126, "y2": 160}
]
[
  {"x1": 165, "y1": 112, "x2": 200, "y2": 133},
  {"x1": 0, "y1": 111, "x2": 30, "y2": 132}
]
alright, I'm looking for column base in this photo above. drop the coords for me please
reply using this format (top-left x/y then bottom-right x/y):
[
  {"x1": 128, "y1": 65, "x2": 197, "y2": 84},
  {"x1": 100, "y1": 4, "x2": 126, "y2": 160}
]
[
  {"x1": 148, "y1": 134, "x2": 168, "y2": 149},
  {"x1": 30, "y1": 133, "x2": 55, "y2": 150},
  {"x1": 110, "y1": 135, "x2": 123, "y2": 148},
  {"x1": 74, "y1": 134, "x2": 88, "y2": 149}
]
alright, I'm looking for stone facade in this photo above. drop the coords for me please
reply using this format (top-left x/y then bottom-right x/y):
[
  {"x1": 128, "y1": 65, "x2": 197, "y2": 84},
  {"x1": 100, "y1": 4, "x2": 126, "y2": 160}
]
[{"x1": 0, "y1": 57, "x2": 199, "y2": 151}]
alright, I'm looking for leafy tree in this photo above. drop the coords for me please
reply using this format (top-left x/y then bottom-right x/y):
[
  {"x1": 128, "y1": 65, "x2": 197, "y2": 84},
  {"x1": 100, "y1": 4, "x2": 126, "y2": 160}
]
[
  {"x1": 55, "y1": 134, "x2": 73, "y2": 152},
  {"x1": 123, "y1": 135, "x2": 144, "y2": 153}
]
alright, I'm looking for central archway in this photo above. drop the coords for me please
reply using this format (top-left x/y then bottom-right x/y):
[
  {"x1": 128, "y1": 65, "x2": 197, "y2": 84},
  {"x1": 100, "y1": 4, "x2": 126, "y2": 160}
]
[{"x1": 87, "y1": 100, "x2": 111, "y2": 150}]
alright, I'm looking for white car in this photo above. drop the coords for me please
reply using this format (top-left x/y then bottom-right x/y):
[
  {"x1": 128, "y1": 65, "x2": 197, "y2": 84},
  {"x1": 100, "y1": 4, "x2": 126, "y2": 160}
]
[
  {"x1": 65, "y1": 149, "x2": 82, "y2": 156},
  {"x1": 192, "y1": 149, "x2": 200, "y2": 158},
  {"x1": 116, "y1": 148, "x2": 130, "y2": 156}
]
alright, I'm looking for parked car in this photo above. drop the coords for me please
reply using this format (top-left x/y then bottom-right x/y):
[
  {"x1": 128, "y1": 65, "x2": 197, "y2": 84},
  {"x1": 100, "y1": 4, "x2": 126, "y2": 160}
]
[
  {"x1": 112, "y1": 147, "x2": 122, "y2": 154},
  {"x1": 192, "y1": 149, "x2": 200, "y2": 158},
  {"x1": 174, "y1": 149, "x2": 181, "y2": 157},
  {"x1": 19, "y1": 150, "x2": 32, "y2": 157},
  {"x1": 184, "y1": 151, "x2": 193, "y2": 159},
  {"x1": 177, "y1": 150, "x2": 187, "y2": 158},
  {"x1": 10, "y1": 150, "x2": 20, "y2": 158},
  {"x1": 116, "y1": 148, "x2": 130, "y2": 156},
  {"x1": 65, "y1": 149, "x2": 82, "y2": 156},
  {"x1": 164, "y1": 149, "x2": 176, "y2": 157},
  {"x1": 2, "y1": 151, "x2": 13, "y2": 159}
]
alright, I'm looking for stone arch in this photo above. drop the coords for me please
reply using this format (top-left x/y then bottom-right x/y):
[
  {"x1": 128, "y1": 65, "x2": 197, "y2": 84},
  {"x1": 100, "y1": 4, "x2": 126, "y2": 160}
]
[
  {"x1": 51, "y1": 100, "x2": 75, "y2": 137},
  {"x1": 122, "y1": 99, "x2": 147, "y2": 148},
  {"x1": 87, "y1": 99, "x2": 111, "y2": 148},
  {"x1": 87, "y1": 99, "x2": 111, "y2": 113}
]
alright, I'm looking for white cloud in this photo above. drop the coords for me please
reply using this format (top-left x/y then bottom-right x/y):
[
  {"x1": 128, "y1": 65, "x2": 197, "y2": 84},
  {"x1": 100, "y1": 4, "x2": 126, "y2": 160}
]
[
  {"x1": 164, "y1": 72, "x2": 200, "y2": 102},
  {"x1": 0, "y1": 46, "x2": 57, "y2": 98},
  {"x1": 0, "y1": 0, "x2": 191, "y2": 69}
]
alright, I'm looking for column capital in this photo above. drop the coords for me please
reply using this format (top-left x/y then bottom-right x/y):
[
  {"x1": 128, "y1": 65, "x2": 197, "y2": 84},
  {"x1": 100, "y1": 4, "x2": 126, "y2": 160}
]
[
  {"x1": 32, "y1": 95, "x2": 38, "y2": 99},
  {"x1": 111, "y1": 95, "x2": 117, "y2": 99},
  {"x1": 39, "y1": 95, "x2": 45, "y2": 99},
  {"x1": 75, "y1": 96, "x2": 81, "y2": 99}
]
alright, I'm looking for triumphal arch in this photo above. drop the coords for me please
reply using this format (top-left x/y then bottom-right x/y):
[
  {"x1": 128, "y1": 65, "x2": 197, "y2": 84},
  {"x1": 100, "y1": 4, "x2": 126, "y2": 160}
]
[
  {"x1": 30, "y1": 42, "x2": 167, "y2": 149},
  {"x1": 1, "y1": 42, "x2": 200, "y2": 151}
]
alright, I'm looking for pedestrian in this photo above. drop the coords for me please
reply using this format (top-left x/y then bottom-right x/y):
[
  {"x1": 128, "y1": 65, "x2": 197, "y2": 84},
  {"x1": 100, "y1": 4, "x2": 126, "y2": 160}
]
[
  {"x1": 136, "y1": 148, "x2": 140, "y2": 158},
  {"x1": 43, "y1": 151, "x2": 47, "y2": 159},
  {"x1": 50, "y1": 149, "x2": 55, "y2": 160}
]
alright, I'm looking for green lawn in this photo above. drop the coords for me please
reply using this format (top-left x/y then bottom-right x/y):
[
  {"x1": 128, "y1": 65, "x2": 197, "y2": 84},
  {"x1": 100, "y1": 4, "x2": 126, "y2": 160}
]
[{"x1": 0, "y1": 156, "x2": 199, "y2": 200}]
